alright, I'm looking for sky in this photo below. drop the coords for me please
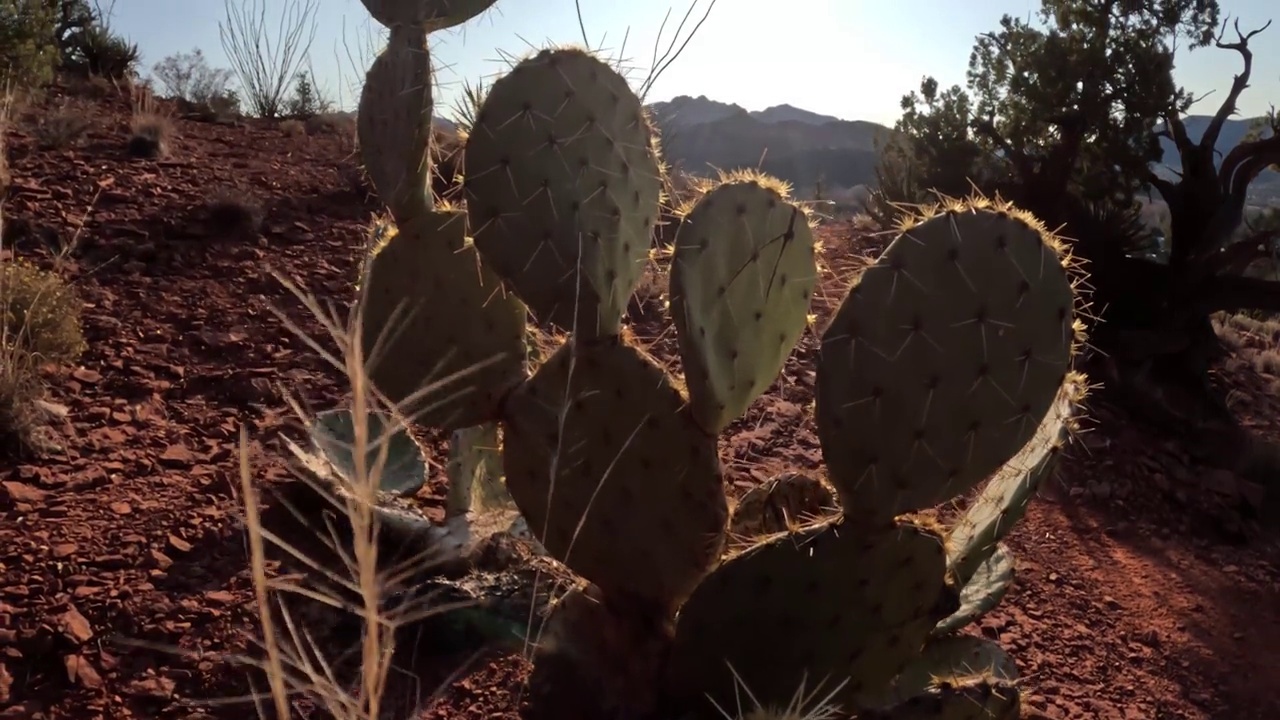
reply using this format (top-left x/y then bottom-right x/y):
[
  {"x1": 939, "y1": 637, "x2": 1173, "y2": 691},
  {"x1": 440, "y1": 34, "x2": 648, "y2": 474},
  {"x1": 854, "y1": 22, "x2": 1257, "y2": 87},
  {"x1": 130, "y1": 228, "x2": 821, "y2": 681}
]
[{"x1": 109, "y1": 0, "x2": 1279, "y2": 126}]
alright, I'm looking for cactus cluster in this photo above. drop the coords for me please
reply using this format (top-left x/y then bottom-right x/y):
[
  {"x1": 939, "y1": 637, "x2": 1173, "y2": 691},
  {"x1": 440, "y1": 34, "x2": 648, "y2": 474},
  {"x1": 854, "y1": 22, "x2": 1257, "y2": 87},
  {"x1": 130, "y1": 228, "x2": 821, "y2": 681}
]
[{"x1": 315, "y1": 2, "x2": 1090, "y2": 718}]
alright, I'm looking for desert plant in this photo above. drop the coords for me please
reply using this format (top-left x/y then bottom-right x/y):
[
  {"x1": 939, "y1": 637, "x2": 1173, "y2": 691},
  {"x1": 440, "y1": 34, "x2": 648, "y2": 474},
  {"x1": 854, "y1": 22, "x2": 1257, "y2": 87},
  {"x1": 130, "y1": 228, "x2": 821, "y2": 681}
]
[
  {"x1": 218, "y1": 0, "x2": 318, "y2": 118},
  {"x1": 0, "y1": 0, "x2": 59, "y2": 89},
  {"x1": 0, "y1": 256, "x2": 85, "y2": 363},
  {"x1": 284, "y1": 68, "x2": 331, "y2": 118},
  {"x1": 127, "y1": 86, "x2": 171, "y2": 158},
  {"x1": 325, "y1": 28, "x2": 1090, "y2": 719},
  {"x1": 151, "y1": 48, "x2": 235, "y2": 107},
  {"x1": 34, "y1": 102, "x2": 91, "y2": 148},
  {"x1": 62, "y1": 19, "x2": 139, "y2": 79},
  {"x1": 204, "y1": 189, "x2": 262, "y2": 240},
  {"x1": 278, "y1": 118, "x2": 304, "y2": 136}
]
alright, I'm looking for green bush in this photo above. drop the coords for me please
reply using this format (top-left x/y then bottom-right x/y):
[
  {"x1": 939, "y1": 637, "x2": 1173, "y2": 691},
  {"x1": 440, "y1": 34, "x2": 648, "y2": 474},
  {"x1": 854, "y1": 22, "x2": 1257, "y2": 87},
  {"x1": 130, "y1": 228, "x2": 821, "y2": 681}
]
[
  {"x1": 63, "y1": 23, "x2": 139, "y2": 79},
  {"x1": 0, "y1": 0, "x2": 59, "y2": 89}
]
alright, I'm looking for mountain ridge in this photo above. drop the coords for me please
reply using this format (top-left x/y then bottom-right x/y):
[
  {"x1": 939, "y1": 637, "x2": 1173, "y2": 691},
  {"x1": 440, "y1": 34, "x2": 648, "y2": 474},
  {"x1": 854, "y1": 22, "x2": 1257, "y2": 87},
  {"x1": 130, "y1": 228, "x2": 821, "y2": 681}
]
[{"x1": 420, "y1": 94, "x2": 1277, "y2": 203}]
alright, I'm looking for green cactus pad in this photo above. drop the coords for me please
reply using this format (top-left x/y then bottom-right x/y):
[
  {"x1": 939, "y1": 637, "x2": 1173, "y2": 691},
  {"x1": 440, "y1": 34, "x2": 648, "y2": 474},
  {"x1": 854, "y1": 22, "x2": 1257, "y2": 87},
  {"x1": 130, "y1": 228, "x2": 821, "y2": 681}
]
[
  {"x1": 669, "y1": 175, "x2": 818, "y2": 433},
  {"x1": 665, "y1": 518, "x2": 959, "y2": 713},
  {"x1": 357, "y1": 210, "x2": 528, "y2": 430},
  {"x1": 727, "y1": 471, "x2": 836, "y2": 539},
  {"x1": 817, "y1": 200, "x2": 1077, "y2": 520},
  {"x1": 360, "y1": 0, "x2": 498, "y2": 31},
  {"x1": 947, "y1": 378, "x2": 1079, "y2": 584},
  {"x1": 464, "y1": 47, "x2": 663, "y2": 338},
  {"x1": 357, "y1": 27, "x2": 434, "y2": 220},
  {"x1": 500, "y1": 338, "x2": 727, "y2": 609},
  {"x1": 310, "y1": 408, "x2": 426, "y2": 496},
  {"x1": 933, "y1": 543, "x2": 1014, "y2": 636}
]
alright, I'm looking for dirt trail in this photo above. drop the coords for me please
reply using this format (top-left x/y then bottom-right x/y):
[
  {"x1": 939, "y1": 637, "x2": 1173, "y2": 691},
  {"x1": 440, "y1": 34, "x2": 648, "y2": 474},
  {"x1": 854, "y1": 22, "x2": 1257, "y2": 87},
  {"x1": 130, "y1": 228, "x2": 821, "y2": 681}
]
[{"x1": 0, "y1": 83, "x2": 1276, "y2": 720}]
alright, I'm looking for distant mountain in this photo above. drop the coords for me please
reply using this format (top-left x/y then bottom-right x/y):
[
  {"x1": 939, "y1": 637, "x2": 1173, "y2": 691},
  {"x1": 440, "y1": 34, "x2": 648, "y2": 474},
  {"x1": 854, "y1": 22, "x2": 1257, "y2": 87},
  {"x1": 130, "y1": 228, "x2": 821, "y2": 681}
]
[
  {"x1": 425, "y1": 96, "x2": 1277, "y2": 204},
  {"x1": 647, "y1": 95, "x2": 891, "y2": 193}
]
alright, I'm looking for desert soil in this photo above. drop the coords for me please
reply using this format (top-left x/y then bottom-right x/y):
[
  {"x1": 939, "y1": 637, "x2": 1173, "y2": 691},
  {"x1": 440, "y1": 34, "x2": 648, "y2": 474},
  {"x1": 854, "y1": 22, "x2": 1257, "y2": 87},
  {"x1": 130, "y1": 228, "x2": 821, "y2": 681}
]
[{"x1": 0, "y1": 83, "x2": 1277, "y2": 720}]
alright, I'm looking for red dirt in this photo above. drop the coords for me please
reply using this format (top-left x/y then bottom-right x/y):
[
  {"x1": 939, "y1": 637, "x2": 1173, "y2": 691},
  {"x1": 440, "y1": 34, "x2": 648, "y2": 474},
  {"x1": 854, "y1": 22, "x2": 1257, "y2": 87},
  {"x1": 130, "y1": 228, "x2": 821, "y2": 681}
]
[{"x1": 1, "y1": 81, "x2": 1277, "y2": 720}]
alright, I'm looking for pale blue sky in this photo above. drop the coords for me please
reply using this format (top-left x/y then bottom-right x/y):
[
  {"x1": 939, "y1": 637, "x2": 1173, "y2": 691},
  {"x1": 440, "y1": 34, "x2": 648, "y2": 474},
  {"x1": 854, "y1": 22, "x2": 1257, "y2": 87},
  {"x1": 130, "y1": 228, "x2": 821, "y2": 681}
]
[{"x1": 110, "y1": 0, "x2": 1278, "y2": 125}]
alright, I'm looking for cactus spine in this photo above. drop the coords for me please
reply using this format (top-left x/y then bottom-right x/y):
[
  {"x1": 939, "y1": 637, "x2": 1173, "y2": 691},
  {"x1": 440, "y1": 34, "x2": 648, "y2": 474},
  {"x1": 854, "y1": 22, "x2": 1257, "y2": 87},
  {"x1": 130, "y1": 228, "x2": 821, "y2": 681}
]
[{"x1": 334, "y1": 7, "x2": 1089, "y2": 716}]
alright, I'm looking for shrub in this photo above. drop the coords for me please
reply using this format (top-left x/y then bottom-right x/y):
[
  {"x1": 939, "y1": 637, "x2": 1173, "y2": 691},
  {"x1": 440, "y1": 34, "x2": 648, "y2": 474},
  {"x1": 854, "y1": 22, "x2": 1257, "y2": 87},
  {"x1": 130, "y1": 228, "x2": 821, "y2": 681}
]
[
  {"x1": 279, "y1": 118, "x2": 304, "y2": 136},
  {"x1": 152, "y1": 49, "x2": 234, "y2": 104},
  {"x1": 34, "y1": 103, "x2": 92, "y2": 149},
  {"x1": 0, "y1": 0, "x2": 59, "y2": 89},
  {"x1": 0, "y1": 257, "x2": 85, "y2": 363},
  {"x1": 127, "y1": 87, "x2": 172, "y2": 158},
  {"x1": 205, "y1": 190, "x2": 262, "y2": 240},
  {"x1": 62, "y1": 23, "x2": 139, "y2": 80},
  {"x1": 284, "y1": 69, "x2": 330, "y2": 119}
]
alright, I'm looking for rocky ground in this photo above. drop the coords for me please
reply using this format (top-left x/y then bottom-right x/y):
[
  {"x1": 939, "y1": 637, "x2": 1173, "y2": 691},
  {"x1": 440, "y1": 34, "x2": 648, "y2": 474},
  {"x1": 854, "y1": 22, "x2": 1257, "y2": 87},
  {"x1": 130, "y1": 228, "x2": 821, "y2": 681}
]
[{"x1": 0, "y1": 81, "x2": 1277, "y2": 720}]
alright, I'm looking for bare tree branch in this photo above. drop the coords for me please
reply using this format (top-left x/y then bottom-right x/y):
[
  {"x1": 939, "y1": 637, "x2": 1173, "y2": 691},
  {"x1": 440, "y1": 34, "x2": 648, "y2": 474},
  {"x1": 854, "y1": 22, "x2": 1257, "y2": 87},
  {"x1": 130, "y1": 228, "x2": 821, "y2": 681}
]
[
  {"x1": 219, "y1": 0, "x2": 319, "y2": 118},
  {"x1": 1200, "y1": 17, "x2": 1272, "y2": 154}
]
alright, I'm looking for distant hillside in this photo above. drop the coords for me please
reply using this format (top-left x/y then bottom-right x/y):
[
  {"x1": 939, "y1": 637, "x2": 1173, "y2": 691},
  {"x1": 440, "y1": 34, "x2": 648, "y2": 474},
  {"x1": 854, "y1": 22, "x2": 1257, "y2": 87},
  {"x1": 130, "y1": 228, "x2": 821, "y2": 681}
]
[
  {"x1": 420, "y1": 97, "x2": 1277, "y2": 204},
  {"x1": 647, "y1": 95, "x2": 890, "y2": 193}
]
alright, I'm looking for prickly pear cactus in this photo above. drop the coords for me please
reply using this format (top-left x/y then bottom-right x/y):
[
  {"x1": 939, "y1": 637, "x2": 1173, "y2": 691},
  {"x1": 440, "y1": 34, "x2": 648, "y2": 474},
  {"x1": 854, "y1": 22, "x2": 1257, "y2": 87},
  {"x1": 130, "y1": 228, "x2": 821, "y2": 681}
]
[
  {"x1": 815, "y1": 198, "x2": 1080, "y2": 522},
  {"x1": 464, "y1": 47, "x2": 662, "y2": 339},
  {"x1": 660, "y1": 196, "x2": 1087, "y2": 717},
  {"x1": 324, "y1": 11, "x2": 1089, "y2": 716},
  {"x1": 668, "y1": 171, "x2": 818, "y2": 433},
  {"x1": 352, "y1": 0, "x2": 527, "y2": 435}
]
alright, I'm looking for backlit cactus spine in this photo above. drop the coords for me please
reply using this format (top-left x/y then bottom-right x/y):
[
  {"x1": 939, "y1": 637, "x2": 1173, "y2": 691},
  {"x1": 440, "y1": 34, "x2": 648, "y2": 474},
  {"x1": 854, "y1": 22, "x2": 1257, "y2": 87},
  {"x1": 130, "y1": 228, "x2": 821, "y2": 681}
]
[{"x1": 352, "y1": 0, "x2": 518, "y2": 511}]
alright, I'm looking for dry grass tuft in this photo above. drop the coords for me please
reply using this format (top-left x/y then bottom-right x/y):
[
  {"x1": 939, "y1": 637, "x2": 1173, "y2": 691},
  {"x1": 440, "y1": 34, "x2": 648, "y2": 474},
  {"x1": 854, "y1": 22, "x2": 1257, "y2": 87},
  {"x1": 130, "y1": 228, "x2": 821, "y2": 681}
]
[
  {"x1": 205, "y1": 190, "x2": 264, "y2": 241},
  {"x1": 127, "y1": 86, "x2": 173, "y2": 159},
  {"x1": 0, "y1": 209, "x2": 86, "y2": 454},
  {"x1": 305, "y1": 112, "x2": 356, "y2": 137},
  {"x1": 34, "y1": 102, "x2": 93, "y2": 150},
  {"x1": 279, "y1": 119, "x2": 305, "y2": 137}
]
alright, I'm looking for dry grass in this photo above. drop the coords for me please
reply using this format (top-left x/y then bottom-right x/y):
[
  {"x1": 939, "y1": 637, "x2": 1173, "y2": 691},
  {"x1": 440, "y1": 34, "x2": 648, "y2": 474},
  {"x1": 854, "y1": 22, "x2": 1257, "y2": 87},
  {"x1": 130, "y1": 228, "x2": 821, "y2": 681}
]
[
  {"x1": 127, "y1": 85, "x2": 173, "y2": 159},
  {"x1": 305, "y1": 112, "x2": 356, "y2": 137},
  {"x1": 279, "y1": 119, "x2": 306, "y2": 137},
  {"x1": 34, "y1": 102, "x2": 93, "y2": 150},
  {"x1": 205, "y1": 190, "x2": 264, "y2": 241},
  {"x1": 0, "y1": 207, "x2": 86, "y2": 454}
]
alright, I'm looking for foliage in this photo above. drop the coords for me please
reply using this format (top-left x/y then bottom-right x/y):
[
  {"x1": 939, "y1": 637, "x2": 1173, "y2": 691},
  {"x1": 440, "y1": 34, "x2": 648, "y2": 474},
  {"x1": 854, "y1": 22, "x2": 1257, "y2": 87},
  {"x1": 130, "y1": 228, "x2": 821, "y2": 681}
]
[
  {"x1": 284, "y1": 69, "x2": 330, "y2": 119},
  {"x1": 877, "y1": 0, "x2": 1221, "y2": 222},
  {"x1": 0, "y1": 0, "x2": 59, "y2": 89},
  {"x1": 62, "y1": 21, "x2": 139, "y2": 80},
  {"x1": 151, "y1": 48, "x2": 237, "y2": 111},
  {"x1": 218, "y1": 0, "x2": 318, "y2": 118},
  {"x1": 0, "y1": 257, "x2": 85, "y2": 364}
]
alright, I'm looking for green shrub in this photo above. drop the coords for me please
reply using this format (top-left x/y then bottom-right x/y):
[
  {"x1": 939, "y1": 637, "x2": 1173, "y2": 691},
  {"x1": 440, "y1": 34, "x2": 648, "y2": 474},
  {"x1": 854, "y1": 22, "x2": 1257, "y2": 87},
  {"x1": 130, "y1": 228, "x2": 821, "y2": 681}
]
[
  {"x1": 0, "y1": 0, "x2": 59, "y2": 89},
  {"x1": 63, "y1": 23, "x2": 139, "y2": 79}
]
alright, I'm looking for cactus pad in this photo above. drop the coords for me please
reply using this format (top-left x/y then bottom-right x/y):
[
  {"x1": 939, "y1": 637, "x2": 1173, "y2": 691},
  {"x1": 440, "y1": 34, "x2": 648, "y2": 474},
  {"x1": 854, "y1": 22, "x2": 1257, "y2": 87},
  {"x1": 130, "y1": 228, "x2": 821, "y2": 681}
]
[
  {"x1": 727, "y1": 471, "x2": 836, "y2": 540},
  {"x1": 669, "y1": 176, "x2": 818, "y2": 432},
  {"x1": 357, "y1": 27, "x2": 434, "y2": 219},
  {"x1": 933, "y1": 543, "x2": 1014, "y2": 636},
  {"x1": 863, "y1": 635, "x2": 1020, "y2": 719},
  {"x1": 445, "y1": 422, "x2": 511, "y2": 517},
  {"x1": 357, "y1": 210, "x2": 528, "y2": 429},
  {"x1": 309, "y1": 408, "x2": 426, "y2": 496},
  {"x1": 665, "y1": 518, "x2": 958, "y2": 713},
  {"x1": 464, "y1": 47, "x2": 663, "y2": 337},
  {"x1": 947, "y1": 378, "x2": 1080, "y2": 584},
  {"x1": 360, "y1": 0, "x2": 498, "y2": 31},
  {"x1": 500, "y1": 338, "x2": 728, "y2": 608},
  {"x1": 817, "y1": 200, "x2": 1077, "y2": 520}
]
